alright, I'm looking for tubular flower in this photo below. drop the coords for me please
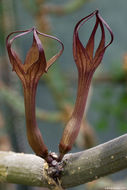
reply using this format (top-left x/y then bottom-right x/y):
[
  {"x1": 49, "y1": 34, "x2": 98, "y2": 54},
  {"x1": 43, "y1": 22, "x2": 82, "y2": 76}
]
[
  {"x1": 6, "y1": 28, "x2": 64, "y2": 161},
  {"x1": 59, "y1": 10, "x2": 113, "y2": 160}
]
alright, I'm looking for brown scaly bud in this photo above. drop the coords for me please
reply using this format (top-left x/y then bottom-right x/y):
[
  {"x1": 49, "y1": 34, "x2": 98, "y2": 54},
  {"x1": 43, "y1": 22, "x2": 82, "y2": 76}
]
[
  {"x1": 6, "y1": 28, "x2": 64, "y2": 161},
  {"x1": 59, "y1": 10, "x2": 113, "y2": 161}
]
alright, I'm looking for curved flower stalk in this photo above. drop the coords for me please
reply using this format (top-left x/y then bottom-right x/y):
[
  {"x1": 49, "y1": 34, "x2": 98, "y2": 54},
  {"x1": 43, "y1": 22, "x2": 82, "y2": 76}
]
[
  {"x1": 59, "y1": 10, "x2": 113, "y2": 160},
  {"x1": 6, "y1": 28, "x2": 64, "y2": 161}
]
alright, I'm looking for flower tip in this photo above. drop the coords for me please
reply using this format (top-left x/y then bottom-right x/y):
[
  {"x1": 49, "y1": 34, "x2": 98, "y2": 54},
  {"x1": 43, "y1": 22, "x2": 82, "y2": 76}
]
[
  {"x1": 32, "y1": 27, "x2": 38, "y2": 33},
  {"x1": 32, "y1": 26, "x2": 36, "y2": 30},
  {"x1": 95, "y1": 9, "x2": 99, "y2": 15},
  {"x1": 95, "y1": 9, "x2": 99, "y2": 16}
]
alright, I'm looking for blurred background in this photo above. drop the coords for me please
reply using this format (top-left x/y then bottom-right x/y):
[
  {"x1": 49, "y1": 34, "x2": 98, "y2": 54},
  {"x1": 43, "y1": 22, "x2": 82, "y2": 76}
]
[{"x1": 0, "y1": 0, "x2": 127, "y2": 190}]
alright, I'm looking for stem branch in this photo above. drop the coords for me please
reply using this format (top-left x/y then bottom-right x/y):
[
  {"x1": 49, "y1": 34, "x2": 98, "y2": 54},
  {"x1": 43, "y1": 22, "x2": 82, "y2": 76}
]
[{"x1": 0, "y1": 134, "x2": 127, "y2": 188}]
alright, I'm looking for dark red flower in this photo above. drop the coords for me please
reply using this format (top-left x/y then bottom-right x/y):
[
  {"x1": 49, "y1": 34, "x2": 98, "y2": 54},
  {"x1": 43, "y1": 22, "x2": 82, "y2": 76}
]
[
  {"x1": 6, "y1": 28, "x2": 64, "y2": 160},
  {"x1": 59, "y1": 10, "x2": 113, "y2": 160}
]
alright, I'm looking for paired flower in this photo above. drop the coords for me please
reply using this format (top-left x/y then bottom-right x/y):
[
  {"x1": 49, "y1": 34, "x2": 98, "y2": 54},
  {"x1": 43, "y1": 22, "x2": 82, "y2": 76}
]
[
  {"x1": 6, "y1": 10, "x2": 113, "y2": 162},
  {"x1": 59, "y1": 10, "x2": 113, "y2": 160},
  {"x1": 6, "y1": 28, "x2": 64, "y2": 161}
]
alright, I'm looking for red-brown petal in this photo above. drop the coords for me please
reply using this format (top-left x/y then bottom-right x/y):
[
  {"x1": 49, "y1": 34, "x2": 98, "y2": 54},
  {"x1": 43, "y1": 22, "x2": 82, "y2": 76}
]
[
  {"x1": 24, "y1": 34, "x2": 40, "y2": 72},
  {"x1": 36, "y1": 30, "x2": 64, "y2": 71},
  {"x1": 85, "y1": 18, "x2": 99, "y2": 60},
  {"x1": 6, "y1": 28, "x2": 34, "y2": 84},
  {"x1": 93, "y1": 11, "x2": 114, "y2": 67},
  {"x1": 73, "y1": 10, "x2": 98, "y2": 72},
  {"x1": 23, "y1": 28, "x2": 47, "y2": 87}
]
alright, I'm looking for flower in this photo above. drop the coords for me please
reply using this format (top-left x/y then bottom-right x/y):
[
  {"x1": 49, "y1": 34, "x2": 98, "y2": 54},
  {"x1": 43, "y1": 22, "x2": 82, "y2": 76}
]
[
  {"x1": 59, "y1": 10, "x2": 113, "y2": 160},
  {"x1": 6, "y1": 28, "x2": 64, "y2": 161},
  {"x1": 6, "y1": 28, "x2": 64, "y2": 88}
]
